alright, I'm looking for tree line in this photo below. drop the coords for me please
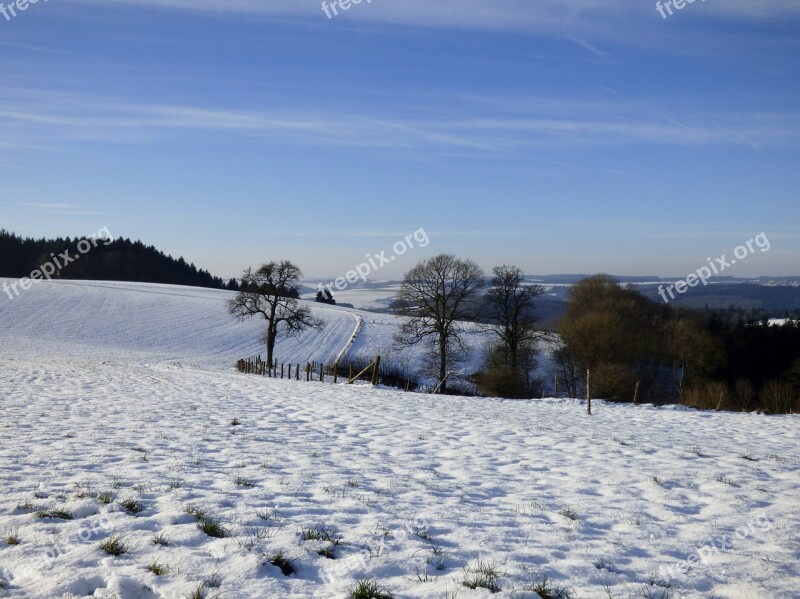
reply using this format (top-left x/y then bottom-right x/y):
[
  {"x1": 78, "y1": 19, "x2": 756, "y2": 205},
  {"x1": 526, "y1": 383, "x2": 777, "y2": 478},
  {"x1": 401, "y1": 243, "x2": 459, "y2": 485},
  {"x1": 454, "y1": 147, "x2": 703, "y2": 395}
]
[
  {"x1": 193, "y1": 251, "x2": 800, "y2": 414},
  {"x1": 0, "y1": 229, "x2": 234, "y2": 290}
]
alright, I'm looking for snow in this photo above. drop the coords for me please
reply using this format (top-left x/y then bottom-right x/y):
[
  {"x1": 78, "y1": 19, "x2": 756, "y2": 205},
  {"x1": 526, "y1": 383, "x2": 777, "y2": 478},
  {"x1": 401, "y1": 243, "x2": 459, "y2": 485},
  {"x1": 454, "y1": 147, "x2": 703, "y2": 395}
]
[{"x1": 0, "y1": 280, "x2": 798, "y2": 599}]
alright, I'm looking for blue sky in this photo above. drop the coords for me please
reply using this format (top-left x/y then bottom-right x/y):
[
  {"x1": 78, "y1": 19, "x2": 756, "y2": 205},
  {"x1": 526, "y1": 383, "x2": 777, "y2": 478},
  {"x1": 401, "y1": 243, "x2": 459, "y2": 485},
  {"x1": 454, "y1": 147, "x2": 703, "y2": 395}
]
[{"x1": 1, "y1": 0, "x2": 798, "y2": 280}]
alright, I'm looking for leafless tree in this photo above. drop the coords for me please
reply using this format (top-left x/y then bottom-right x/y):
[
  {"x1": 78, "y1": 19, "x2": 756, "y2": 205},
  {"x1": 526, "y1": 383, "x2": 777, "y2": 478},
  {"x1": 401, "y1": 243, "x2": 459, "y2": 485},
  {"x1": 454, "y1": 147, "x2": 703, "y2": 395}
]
[
  {"x1": 395, "y1": 254, "x2": 485, "y2": 392},
  {"x1": 228, "y1": 261, "x2": 322, "y2": 365},
  {"x1": 485, "y1": 265, "x2": 544, "y2": 373}
]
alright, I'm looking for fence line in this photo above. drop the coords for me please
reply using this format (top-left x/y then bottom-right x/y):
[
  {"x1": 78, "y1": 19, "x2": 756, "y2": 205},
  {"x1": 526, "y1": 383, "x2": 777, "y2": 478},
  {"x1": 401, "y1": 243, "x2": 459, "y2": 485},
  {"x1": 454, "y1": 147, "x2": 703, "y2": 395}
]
[{"x1": 235, "y1": 355, "x2": 383, "y2": 387}]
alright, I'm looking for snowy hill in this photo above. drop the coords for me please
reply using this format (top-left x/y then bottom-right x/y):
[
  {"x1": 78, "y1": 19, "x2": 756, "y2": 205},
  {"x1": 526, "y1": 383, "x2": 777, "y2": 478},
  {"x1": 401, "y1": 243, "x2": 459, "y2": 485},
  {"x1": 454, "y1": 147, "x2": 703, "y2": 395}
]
[
  {"x1": 0, "y1": 280, "x2": 797, "y2": 599},
  {"x1": 0, "y1": 279, "x2": 488, "y2": 379}
]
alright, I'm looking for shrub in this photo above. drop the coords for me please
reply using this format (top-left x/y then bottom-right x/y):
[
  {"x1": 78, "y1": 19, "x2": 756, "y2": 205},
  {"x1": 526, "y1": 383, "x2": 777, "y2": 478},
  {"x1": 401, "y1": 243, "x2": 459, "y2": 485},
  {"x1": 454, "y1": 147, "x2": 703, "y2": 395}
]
[{"x1": 759, "y1": 380, "x2": 798, "y2": 414}]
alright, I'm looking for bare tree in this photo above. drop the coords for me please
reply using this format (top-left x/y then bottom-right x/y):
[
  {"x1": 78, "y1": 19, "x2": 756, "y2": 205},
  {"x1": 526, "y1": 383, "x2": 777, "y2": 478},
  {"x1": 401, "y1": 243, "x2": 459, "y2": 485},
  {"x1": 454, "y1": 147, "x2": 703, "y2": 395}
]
[
  {"x1": 228, "y1": 261, "x2": 322, "y2": 365},
  {"x1": 395, "y1": 254, "x2": 485, "y2": 392},
  {"x1": 485, "y1": 265, "x2": 544, "y2": 373}
]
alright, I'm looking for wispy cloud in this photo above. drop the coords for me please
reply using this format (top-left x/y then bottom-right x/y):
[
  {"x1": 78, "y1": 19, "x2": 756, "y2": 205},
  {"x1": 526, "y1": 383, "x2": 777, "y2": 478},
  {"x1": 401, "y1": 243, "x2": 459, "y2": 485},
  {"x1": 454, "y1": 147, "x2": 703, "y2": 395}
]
[
  {"x1": 567, "y1": 36, "x2": 610, "y2": 59},
  {"x1": 71, "y1": 0, "x2": 800, "y2": 28},
  {"x1": 1, "y1": 88, "x2": 797, "y2": 154}
]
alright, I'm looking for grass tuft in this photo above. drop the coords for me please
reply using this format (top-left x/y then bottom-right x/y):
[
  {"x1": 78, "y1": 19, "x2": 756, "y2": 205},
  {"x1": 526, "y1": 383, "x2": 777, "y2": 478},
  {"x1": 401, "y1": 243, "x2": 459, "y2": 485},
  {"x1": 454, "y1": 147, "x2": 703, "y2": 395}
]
[
  {"x1": 5, "y1": 528, "x2": 20, "y2": 545},
  {"x1": 100, "y1": 534, "x2": 128, "y2": 556},
  {"x1": 268, "y1": 550, "x2": 296, "y2": 576},
  {"x1": 35, "y1": 508, "x2": 73, "y2": 520},
  {"x1": 197, "y1": 516, "x2": 229, "y2": 539},
  {"x1": 301, "y1": 525, "x2": 341, "y2": 544},
  {"x1": 122, "y1": 498, "x2": 145, "y2": 514},
  {"x1": 185, "y1": 505, "x2": 207, "y2": 521},
  {"x1": 147, "y1": 559, "x2": 170, "y2": 576},
  {"x1": 462, "y1": 559, "x2": 503, "y2": 593},
  {"x1": 349, "y1": 579, "x2": 394, "y2": 599},
  {"x1": 526, "y1": 575, "x2": 575, "y2": 599},
  {"x1": 559, "y1": 507, "x2": 578, "y2": 521}
]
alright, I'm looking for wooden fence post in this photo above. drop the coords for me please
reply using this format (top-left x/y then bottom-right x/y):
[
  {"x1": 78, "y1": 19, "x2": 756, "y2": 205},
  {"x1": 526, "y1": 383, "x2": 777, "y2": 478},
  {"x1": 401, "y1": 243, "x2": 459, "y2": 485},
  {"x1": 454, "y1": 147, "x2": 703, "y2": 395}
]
[
  {"x1": 554, "y1": 375, "x2": 558, "y2": 398},
  {"x1": 371, "y1": 356, "x2": 381, "y2": 385},
  {"x1": 586, "y1": 369, "x2": 592, "y2": 415},
  {"x1": 348, "y1": 358, "x2": 377, "y2": 384},
  {"x1": 320, "y1": 363, "x2": 324, "y2": 382},
  {"x1": 333, "y1": 364, "x2": 338, "y2": 384},
  {"x1": 432, "y1": 371, "x2": 452, "y2": 395},
  {"x1": 633, "y1": 380, "x2": 640, "y2": 405}
]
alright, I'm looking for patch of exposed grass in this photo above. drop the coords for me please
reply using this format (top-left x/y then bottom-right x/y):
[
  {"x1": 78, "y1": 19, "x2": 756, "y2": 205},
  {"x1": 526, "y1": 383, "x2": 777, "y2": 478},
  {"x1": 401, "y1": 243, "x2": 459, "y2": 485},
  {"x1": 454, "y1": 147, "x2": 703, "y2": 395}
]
[
  {"x1": 526, "y1": 575, "x2": 575, "y2": 599},
  {"x1": 234, "y1": 476, "x2": 255, "y2": 488},
  {"x1": 255, "y1": 508, "x2": 279, "y2": 522},
  {"x1": 349, "y1": 579, "x2": 394, "y2": 599},
  {"x1": 100, "y1": 534, "x2": 127, "y2": 556},
  {"x1": 122, "y1": 498, "x2": 145, "y2": 514},
  {"x1": 559, "y1": 507, "x2": 578, "y2": 521},
  {"x1": 185, "y1": 505, "x2": 207, "y2": 521},
  {"x1": 5, "y1": 528, "x2": 20, "y2": 545},
  {"x1": 198, "y1": 517, "x2": 229, "y2": 539},
  {"x1": 462, "y1": 559, "x2": 503, "y2": 593},
  {"x1": 35, "y1": 508, "x2": 73, "y2": 520},
  {"x1": 301, "y1": 525, "x2": 341, "y2": 544},
  {"x1": 268, "y1": 550, "x2": 296, "y2": 576},
  {"x1": 715, "y1": 475, "x2": 738, "y2": 487},
  {"x1": 152, "y1": 532, "x2": 169, "y2": 546},
  {"x1": 147, "y1": 559, "x2": 170, "y2": 575}
]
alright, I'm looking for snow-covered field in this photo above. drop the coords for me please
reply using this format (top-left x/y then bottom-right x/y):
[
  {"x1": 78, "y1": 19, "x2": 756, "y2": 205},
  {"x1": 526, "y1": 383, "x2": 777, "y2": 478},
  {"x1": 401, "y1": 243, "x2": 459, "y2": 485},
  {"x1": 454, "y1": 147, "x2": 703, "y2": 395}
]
[{"x1": 0, "y1": 280, "x2": 798, "y2": 599}]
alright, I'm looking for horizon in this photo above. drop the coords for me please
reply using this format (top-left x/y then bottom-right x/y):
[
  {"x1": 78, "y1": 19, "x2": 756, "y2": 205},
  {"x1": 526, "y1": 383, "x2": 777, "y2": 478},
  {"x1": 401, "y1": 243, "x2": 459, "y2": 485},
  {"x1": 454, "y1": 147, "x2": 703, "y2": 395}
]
[{"x1": 1, "y1": 1, "x2": 798, "y2": 280}]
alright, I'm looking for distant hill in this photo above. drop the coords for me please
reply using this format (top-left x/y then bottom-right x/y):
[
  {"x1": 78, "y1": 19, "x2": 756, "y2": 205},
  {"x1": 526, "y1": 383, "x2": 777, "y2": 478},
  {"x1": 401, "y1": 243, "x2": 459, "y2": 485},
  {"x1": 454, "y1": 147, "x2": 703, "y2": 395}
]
[{"x1": 0, "y1": 229, "x2": 230, "y2": 290}]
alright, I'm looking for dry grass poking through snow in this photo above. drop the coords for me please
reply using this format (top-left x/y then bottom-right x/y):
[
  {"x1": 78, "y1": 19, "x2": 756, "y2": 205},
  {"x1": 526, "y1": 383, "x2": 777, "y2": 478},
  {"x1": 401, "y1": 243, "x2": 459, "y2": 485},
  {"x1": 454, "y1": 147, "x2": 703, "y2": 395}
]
[{"x1": 0, "y1": 355, "x2": 797, "y2": 598}]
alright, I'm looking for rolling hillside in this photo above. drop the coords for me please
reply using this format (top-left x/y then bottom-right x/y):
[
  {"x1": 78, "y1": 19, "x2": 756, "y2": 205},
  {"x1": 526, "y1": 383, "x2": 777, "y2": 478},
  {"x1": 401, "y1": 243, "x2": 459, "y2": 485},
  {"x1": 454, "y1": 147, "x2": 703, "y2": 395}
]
[{"x1": 0, "y1": 280, "x2": 797, "y2": 599}]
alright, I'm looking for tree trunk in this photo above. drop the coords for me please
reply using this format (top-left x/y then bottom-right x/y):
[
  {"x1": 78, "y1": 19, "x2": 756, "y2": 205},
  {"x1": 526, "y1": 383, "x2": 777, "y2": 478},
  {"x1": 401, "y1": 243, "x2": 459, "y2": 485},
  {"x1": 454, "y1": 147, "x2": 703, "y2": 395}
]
[
  {"x1": 586, "y1": 369, "x2": 592, "y2": 415},
  {"x1": 266, "y1": 327, "x2": 277, "y2": 366},
  {"x1": 438, "y1": 337, "x2": 448, "y2": 393}
]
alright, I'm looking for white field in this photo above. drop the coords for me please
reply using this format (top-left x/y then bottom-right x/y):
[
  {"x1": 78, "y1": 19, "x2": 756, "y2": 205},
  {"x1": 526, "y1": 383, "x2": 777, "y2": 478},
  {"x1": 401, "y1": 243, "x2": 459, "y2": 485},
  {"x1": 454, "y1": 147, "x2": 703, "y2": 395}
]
[{"x1": 0, "y1": 280, "x2": 798, "y2": 599}]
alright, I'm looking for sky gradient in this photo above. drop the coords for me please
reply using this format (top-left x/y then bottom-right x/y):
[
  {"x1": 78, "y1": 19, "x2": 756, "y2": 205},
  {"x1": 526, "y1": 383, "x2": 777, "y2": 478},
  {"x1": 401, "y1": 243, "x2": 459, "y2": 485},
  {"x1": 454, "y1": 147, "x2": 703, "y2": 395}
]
[{"x1": 1, "y1": 0, "x2": 798, "y2": 280}]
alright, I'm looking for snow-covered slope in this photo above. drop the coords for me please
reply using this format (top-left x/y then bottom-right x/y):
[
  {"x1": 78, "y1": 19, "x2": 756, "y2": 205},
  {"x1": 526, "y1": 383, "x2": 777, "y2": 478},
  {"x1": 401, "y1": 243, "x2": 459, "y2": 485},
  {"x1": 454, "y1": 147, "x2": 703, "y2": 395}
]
[
  {"x1": 0, "y1": 280, "x2": 797, "y2": 599},
  {"x1": 0, "y1": 279, "x2": 490, "y2": 385},
  {"x1": 0, "y1": 279, "x2": 362, "y2": 369}
]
